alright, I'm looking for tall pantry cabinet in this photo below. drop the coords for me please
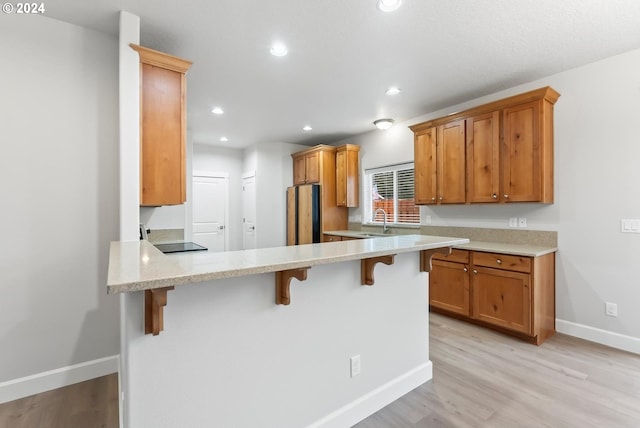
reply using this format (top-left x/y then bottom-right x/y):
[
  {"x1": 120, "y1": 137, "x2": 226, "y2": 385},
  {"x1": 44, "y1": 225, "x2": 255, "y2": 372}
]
[{"x1": 131, "y1": 44, "x2": 192, "y2": 206}]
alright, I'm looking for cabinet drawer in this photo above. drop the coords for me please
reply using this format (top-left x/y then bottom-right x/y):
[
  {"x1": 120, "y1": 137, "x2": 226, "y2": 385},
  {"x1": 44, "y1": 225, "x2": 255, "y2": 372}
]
[
  {"x1": 323, "y1": 234, "x2": 341, "y2": 242},
  {"x1": 432, "y1": 249, "x2": 469, "y2": 263},
  {"x1": 473, "y1": 252, "x2": 531, "y2": 273}
]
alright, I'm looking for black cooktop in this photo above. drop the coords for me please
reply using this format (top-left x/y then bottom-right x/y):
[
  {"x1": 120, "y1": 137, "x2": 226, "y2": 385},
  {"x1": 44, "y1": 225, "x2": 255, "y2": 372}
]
[{"x1": 153, "y1": 242, "x2": 208, "y2": 254}]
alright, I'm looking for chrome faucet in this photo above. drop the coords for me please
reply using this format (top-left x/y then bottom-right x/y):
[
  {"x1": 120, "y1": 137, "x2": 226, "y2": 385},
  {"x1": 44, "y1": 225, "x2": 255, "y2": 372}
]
[{"x1": 374, "y1": 208, "x2": 389, "y2": 234}]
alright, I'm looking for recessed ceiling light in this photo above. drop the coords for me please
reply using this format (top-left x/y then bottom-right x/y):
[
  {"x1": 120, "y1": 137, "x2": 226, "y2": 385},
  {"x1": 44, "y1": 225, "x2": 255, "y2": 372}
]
[
  {"x1": 377, "y1": 0, "x2": 402, "y2": 12},
  {"x1": 373, "y1": 118, "x2": 394, "y2": 130},
  {"x1": 385, "y1": 86, "x2": 401, "y2": 95},
  {"x1": 303, "y1": 125, "x2": 312, "y2": 132},
  {"x1": 211, "y1": 107, "x2": 224, "y2": 115},
  {"x1": 270, "y1": 42, "x2": 288, "y2": 57},
  {"x1": 220, "y1": 137, "x2": 228, "y2": 142}
]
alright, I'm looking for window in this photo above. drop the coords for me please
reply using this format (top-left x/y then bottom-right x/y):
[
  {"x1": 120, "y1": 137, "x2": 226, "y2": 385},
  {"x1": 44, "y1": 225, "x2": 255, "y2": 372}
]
[{"x1": 364, "y1": 162, "x2": 419, "y2": 225}]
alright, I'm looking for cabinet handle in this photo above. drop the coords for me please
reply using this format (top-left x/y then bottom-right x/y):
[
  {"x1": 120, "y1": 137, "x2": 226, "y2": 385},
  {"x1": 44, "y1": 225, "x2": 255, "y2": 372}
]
[
  {"x1": 463, "y1": 267, "x2": 468, "y2": 272},
  {"x1": 431, "y1": 197, "x2": 436, "y2": 201},
  {"x1": 503, "y1": 194, "x2": 509, "y2": 199},
  {"x1": 496, "y1": 259, "x2": 502, "y2": 265},
  {"x1": 492, "y1": 193, "x2": 497, "y2": 199},
  {"x1": 439, "y1": 196, "x2": 443, "y2": 201},
  {"x1": 473, "y1": 269, "x2": 478, "y2": 275}
]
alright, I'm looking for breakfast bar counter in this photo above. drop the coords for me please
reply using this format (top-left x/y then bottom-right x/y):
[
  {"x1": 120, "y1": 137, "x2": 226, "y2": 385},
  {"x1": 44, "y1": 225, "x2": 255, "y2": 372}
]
[
  {"x1": 110, "y1": 234, "x2": 469, "y2": 428},
  {"x1": 107, "y1": 234, "x2": 469, "y2": 294}
]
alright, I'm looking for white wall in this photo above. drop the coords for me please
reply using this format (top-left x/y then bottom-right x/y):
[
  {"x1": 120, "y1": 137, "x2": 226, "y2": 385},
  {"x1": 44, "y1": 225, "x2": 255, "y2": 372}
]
[
  {"x1": 336, "y1": 48, "x2": 640, "y2": 348},
  {"x1": 192, "y1": 144, "x2": 244, "y2": 250},
  {"x1": 0, "y1": 15, "x2": 120, "y2": 393},
  {"x1": 124, "y1": 253, "x2": 430, "y2": 427},
  {"x1": 242, "y1": 142, "x2": 307, "y2": 248}
]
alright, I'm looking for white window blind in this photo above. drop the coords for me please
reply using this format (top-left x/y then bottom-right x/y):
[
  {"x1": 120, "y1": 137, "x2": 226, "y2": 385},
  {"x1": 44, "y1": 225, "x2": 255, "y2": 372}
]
[{"x1": 365, "y1": 162, "x2": 419, "y2": 225}]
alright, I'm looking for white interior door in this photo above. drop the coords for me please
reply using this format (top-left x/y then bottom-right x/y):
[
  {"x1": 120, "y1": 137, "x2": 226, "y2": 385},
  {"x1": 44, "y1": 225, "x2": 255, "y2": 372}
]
[
  {"x1": 192, "y1": 173, "x2": 228, "y2": 252},
  {"x1": 242, "y1": 173, "x2": 257, "y2": 249}
]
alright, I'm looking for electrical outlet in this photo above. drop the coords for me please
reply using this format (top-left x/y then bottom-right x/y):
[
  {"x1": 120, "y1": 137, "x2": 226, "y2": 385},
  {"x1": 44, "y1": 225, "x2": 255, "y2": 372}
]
[
  {"x1": 605, "y1": 302, "x2": 618, "y2": 317},
  {"x1": 424, "y1": 215, "x2": 432, "y2": 225},
  {"x1": 509, "y1": 217, "x2": 518, "y2": 228},
  {"x1": 518, "y1": 217, "x2": 527, "y2": 228},
  {"x1": 350, "y1": 355, "x2": 361, "y2": 377}
]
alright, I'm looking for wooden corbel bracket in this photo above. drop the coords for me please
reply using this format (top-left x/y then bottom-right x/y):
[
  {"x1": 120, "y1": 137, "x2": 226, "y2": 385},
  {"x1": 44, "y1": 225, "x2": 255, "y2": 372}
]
[
  {"x1": 361, "y1": 255, "x2": 395, "y2": 286},
  {"x1": 144, "y1": 286, "x2": 174, "y2": 336},
  {"x1": 275, "y1": 267, "x2": 310, "y2": 305},
  {"x1": 420, "y1": 247, "x2": 453, "y2": 272}
]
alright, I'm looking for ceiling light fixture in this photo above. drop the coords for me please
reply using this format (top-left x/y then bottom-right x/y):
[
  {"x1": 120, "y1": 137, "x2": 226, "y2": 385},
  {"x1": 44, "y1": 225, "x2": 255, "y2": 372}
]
[
  {"x1": 220, "y1": 137, "x2": 228, "y2": 142},
  {"x1": 385, "y1": 86, "x2": 401, "y2": 95},
  {"x1": 211, "y1": 107, "x2": 224, "y2": 115},
  {"x1": 373, "y1": 118, "x2": 394, "y2": 130},
  {"x1": 270, "y1": 42, "x2": 288, "y2": 57},
  {"x1": 303, "y1": 125, "x2": 312, "y2": 131},
  {"x1": 377, "y1": 0, "x2": 401, "y2": 12}
]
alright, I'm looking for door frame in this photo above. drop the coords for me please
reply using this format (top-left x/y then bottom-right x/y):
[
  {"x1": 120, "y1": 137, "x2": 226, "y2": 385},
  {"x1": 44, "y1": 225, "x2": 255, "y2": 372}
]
[
  {"x1": 242, "y1": 170, "x2": 257, "y2": 249},
  {"x1": 192, "y1": 170, "x2": 230, "y2": 252}
]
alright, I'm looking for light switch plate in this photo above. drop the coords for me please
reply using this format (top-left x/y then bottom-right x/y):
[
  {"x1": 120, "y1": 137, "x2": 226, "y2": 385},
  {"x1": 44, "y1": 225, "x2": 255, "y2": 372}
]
[
  {"x1": 509, "y1": 217, "x2": 518, "y2": 228},
  {"x1": 350, "y1": 355, "x2": 361, "y2": 377},
  {"x1": 621, "y1": 219, "x2": 640, "y2": 233},
  {"x1": 605, "y1": 302, "x2": 618, "y2": 317}
]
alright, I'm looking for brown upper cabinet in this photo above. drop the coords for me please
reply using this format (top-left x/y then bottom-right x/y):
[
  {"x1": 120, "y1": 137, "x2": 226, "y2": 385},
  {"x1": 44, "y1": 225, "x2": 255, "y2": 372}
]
[
  {"x1": 132, "y1": 44, "x2": 192, "y2": 206},
  {"x1": 293, "y1": 148, "x2": 325, "y2": 185},
  {"x1": 414, "y1": 120, "x2": 466, "y2": 204},
  {"x1": 410, "y1": 87, "x2": 560, "y2": 204},
  {"x1": 467, "y1": 111, "x2": 500, "y2": 202},
  {"x1": 336, "y1": 144, "x2": 360, "y2": 207}
]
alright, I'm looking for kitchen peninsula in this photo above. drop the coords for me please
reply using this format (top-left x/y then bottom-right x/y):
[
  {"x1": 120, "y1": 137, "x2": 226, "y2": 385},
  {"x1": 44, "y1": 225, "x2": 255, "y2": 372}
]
[{"x1": 108, "y1": 234, "x2": 468, "y2": 427}]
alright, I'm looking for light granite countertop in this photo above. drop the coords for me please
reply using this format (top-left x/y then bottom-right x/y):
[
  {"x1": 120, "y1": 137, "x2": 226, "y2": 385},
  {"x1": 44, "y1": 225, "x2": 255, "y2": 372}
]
[
  {"x1": 325, "y1": 230, "x2": 557, "y2": 257},
  {"x1": 453, "y1": 241, "x2": 557, "y2": 257},
  {"x1": 107, "y1": 234, "x2": 469, "y2": 294}
]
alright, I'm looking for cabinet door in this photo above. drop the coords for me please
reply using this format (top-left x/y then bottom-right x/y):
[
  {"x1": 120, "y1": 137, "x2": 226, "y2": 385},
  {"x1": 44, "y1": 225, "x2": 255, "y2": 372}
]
[
  {"x1": 472, "y1": 266, "x2": 531, "y2": 334},
  {"x1": 336, "y1": 147, "x2": 359, "y2": 207},
  {"x1": 414, "y1": 128, "x2": 437, "y2": 204},
  {"x1": 437, "y1": 120, "x2": 466, "y2": 203},
  {"x1": 467, "y1": 111, "x2": 500, "y2": 203},
  {"x1": 140, "y1": 64, "x2": 185, "y2": 206},
  {"x1": 336, "y1": 150, "x2": 346, "y2": 206},
  {"x1": 293, "y1": 156, "x2": 307, "y2": 185},
  {"x1": 304, "y1": 152, "x2": 320, "y2": 184},
  {"x1": 430, "y1": 260, "x2": 470, "y2": 316},
  {"x1": 502, "y1": 100, "x2": 541, "y2": 202}
]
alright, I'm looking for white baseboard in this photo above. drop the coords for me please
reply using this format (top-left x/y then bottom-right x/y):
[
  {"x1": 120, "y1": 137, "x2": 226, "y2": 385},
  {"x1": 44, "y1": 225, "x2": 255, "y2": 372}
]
[
  {"x1": 0, "y1": 355, "x2": 119, "y2": 404},
  {"x1": 306, "y1": 361, "x2": 433, "y2": 428},
  {"x1": 556, "y1": 319, "x2": 640, "y2": 355}
]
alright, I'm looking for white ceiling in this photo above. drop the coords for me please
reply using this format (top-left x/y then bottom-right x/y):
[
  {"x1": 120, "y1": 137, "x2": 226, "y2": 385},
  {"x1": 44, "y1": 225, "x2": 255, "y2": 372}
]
[{"x1": 45, "y1": 0, "x2": 640, "y2": 148}]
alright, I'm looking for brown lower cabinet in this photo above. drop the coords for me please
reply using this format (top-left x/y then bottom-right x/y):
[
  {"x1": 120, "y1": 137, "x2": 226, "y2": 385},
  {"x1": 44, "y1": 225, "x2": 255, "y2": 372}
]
[
  {"x1": 322, "y1": 234, "x2": 361, "y2": 242},
  {"x1": 430, "y1": 249, "x2": 555, "y2": 345}
]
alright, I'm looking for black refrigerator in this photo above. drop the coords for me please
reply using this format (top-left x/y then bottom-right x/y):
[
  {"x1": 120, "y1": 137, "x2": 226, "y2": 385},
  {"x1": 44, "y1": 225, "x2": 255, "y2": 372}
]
[{"x1": 287, "y1": 184, "x2": 321, "y2": 245}]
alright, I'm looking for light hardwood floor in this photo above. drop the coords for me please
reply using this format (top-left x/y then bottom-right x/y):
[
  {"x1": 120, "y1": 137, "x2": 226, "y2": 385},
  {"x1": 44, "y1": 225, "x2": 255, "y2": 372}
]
[
  {"x1": 0, "y1": 373, "x2": 118, "y2": 428},
  {"x1": 356, "y1": 313, "x2": 640, "y2": 428},
  {"x1": 1, "y1": 314, "x2": 639, "y2": 428}
]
